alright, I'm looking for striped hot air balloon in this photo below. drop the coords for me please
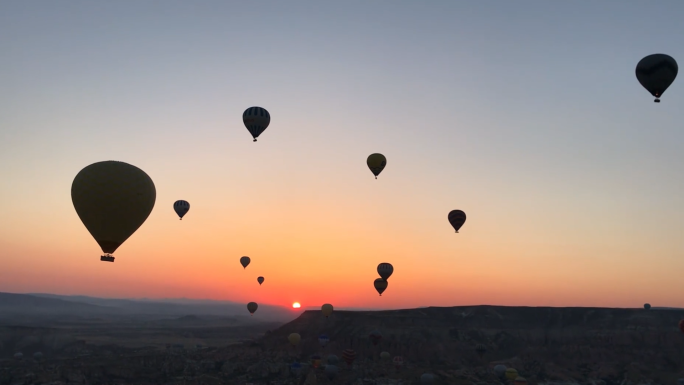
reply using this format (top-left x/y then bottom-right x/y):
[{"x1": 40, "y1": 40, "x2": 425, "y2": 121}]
[
  {"x1": 242, "y1": 107, "x2": 271, "y2": 142},
  {"x1": 341, "y1": 349, "x2": 356, "y2": 367}
]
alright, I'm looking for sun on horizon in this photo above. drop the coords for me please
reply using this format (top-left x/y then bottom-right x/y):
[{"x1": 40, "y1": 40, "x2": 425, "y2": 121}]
[{"x1": 292, "y1": 302, "x2": 301, "y2": 309}]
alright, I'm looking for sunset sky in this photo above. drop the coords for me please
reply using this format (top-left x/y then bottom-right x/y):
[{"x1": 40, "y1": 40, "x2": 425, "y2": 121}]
[{"x1": 1, "y1": 0, "x2": 684, "y2": 310}]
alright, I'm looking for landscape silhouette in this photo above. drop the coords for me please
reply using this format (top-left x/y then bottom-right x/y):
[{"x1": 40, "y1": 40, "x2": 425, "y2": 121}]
[{"x1": 1, "y1": 1, "x2": 684, "y2": 384}]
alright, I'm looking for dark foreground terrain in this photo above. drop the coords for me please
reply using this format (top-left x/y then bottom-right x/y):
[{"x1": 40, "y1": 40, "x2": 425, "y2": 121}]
[{"x1": 0, "y1": 294, "x2": 682, "y2": 384}]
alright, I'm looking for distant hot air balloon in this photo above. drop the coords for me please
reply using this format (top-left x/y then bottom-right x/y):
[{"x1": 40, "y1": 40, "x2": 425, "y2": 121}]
[
  {"x1": 247, "y1": 302, "x2": 258, "y2": 315},
  {"x1": 377, "y1": 263, "x2": 394, "y2": 280},
  {"x1": 243, "y1": 106, "x2": 271, "y2": 142},
  {"x1": 494, "y1": 365, "x2": 507, "y2": 378},
  {"x1": 636, "y1": 54, "x2": 678, "y2": 102},
  {"x1": 71, "y1": 161, "x2": 156, "y2": 262},
  {"x1": 327, "y1": 354, "x2": 339, "y2": 365},
  {"x1": 392, "y1": 356, "x2": 404, "y2": 369},
  {"x1": 380, "y1": 351, "x2": 390, "y2": 360},
  {"x1": 173, "y1": 200, "x2": 190, "y2": 220},
  {"x1": 678, "y1": 319, "x2": 684, "y2": 334},
  {"x1": 290, "y1": 362, "x2": 302, "y2": 376},
  {"x1": 644, "y1": 303, "x2": 651, "y2": 310},
  {"x1": 318, "y1": 334, "x2": 330, "y2": 348},
  {"x1": 514, "y1": 377, "x2": 528, "y2": 385},
  {"x1": 257, "y1": 276, "x2": 264, "y2": 285},
  {"x1": 448, "y1": 210, "x2": 466, "y2": 233},
  {"x1": 240, "y1": 256, "x2": 251, "y2": 269},
  {"x1": 374, "y1": 278, "x2": 388, "y2": 296},
  {"x1": 421, "y1": 373, "x2": 435, "y2": 385},
  {"x1": 341, "y1": 349, "x2": 356, "y2": 367},
  {"x1": 325, "y1": 364, "x2": 338, "y2": 380},
  {"x1": 288, "y1": 333, "x2": 301, "y2": 347},
  {"x1": 505, "y1": 368, "x2": 519, "y2": 381},
  {"x1": 366, "y1": 153, "x2": 387, "y2": 179},
  {"x1": 321, "y1": 303, "x2": 333, "y2": 318},
  {"x1": 311, "y1": 354, "x2": 322, "y2": 369},
  {"x1": 369, "y1": 330, "x2": 383, "y2": 346}
]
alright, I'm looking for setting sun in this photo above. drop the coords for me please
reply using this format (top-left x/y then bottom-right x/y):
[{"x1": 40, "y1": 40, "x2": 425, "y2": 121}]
[{"x1": 292, "y1": 302, "x2": 301, "y2": 309}]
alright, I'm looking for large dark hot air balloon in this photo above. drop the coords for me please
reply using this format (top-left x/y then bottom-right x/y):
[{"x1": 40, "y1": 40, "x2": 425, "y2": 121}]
[
  {"x1": 448, "y1": 210, "x2": 466, "y2": 233},
  {"x1": 644, "y1": 303, "x2": 651, "y2": 310},
  {"x1": 247, "y1": 302, "x2": 258, "y2": 315},
  {"x1": 636, "y1": 54, "x2": 678, "y2": 103},
  {"x1": 243, "y1": 107, "x2": 270, "y2": 141},
  {"x1": 173, "y1": 200, "x2": 190, "y2": 220},
  {"x1": 240, "y1": 256, "x2": 251, "y2": 269},
  {"x1": 374, "y1": 278, "x2": 388, "y2": 296},
  {"x1": 367, "y1": 153, "x2": 387, "y2": 179},
  {"x1": 71, "y1": 161, "x2": 156, "y2": 262},
  {"x1": 377, "y1": 263, "x2": 394, "y2": 280}
]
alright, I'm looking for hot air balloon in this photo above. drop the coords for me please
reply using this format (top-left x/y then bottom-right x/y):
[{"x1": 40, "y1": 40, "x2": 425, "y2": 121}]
[
  {"x1": 505, "y1": 368, "x2": 519, "y2": 381},
  {"x1": 636, "y1": 54, "x2": 678, "y2": 102},
  {"x1": 494, "y1": 365, "x2": 507, "y2": 378},
  {"x1": 321, "y1": 303, "x2": 333, "y2": 318},
  {"x1": 374, "y1": 278, "x2": 388, "y2": 296},
  {"x1": 421, "y1": 373, "x2": 435, "y2": 385},
  {"x1": 240, "y1": 256, "x2": 251, "y2": 269},
  {"x1": 318, "y1": 334, "x2": 330, "y2": 348},
  {"x1": 341, "y1": 349, "x2": 356, "y2": 367},
  {"x1": 367, "y1": 153, "x2": 387, "y2": 179},
  {"x1": 310, "y1": 354, "x2": 322, "y2": 369},
  {"x1": 243, "y1": 106, "x2": 271, "y2": 142},
  {"x1": 369, "y1": 330, "x2": 383, "y2": 346},
  {"x1": 380, "y1": 351, "x2": 390, "y2": 360},
  {"x1": 288, "y1": 333, "x2": 301, "y2": 347},
  {"x1": 392, "y1": 356, "x2": 404, "y2": 369},
  {"x1": 644, "y1": 303, "x2": 651, "y2": 310},
  {"x1": 325, "y1": 364, "x2": 338, "y2": 380},
  {"x1": 377, "y1": 263, "x2": 394, "y2": 280},
  {"x1": 448, "y1": 210, "x2": 466, "y2": 233},
  {"x1": 327, "y1": 354, "x2": 339, "y2": 365},
  {"x1": 71, "y1": 161, "x2": 156, "y2": 262},
  {"x1": 173, "y1": 200, "x2": 190, "y2": 220},
  {"x1": 290, "y1": 362, "x2": 302, "y2": 376},
  {"x1": 257, "y1": 276, "x2": 264, "y2": 285},
  {"x1": 678, "y1": 319, "x2": 684, "y2": 334},
  {"x1": 514, "y1": 377, "x2": 528, "y2": 385},
  {"x1": 247, "y1": 302, "x2": 258, "y2": 315}
]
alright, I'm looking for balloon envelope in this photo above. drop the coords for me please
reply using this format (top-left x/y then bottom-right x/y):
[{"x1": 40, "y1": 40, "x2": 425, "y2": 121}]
[
  {"x1": 377, "y1": 263, "x2": 394, "y2": 280},
  {"x1": 247, "y1": 302, "x2": 258, "y2": 315},
  {"x1": 505, "y1": 368, "x2": 519, "y2": 380},
  {"x1": 448, "y1": 210, "x2": 466, "y2": 233},
  {"x1": 321, "y1": 303, "x2": 333, "y2": 317},
  {"x1": 257, "y1": 276, "x2": 264, "y2": 285},
  {"x1": 366, "y1": 153, "x2": 387, "y2": 178},
  {"x1": 374, "y1": 278, "x2": 388, "y2": 296},
  {"x1": 288, "y1": 333, "x2": 301, "y2": 346},
  {"x1": 325, "y1": 364, "x2": 338, "y2": 380},
  {"x1": 318, "y1": 334, "x2": 330, "y2": 347},
  {"x1": 380, "y1": 351, "x2": 390, "y2": 360},
  {"x1": 240, "y1": 256, "x2": 251, "y2": 269},
  {"x1": 644, "y1": 303, "x2": 651, "y2": 310},
  {"x1": 341, "y1": 349, "x2": 356, "y2": 366},
  {"x1": 71, "y1": 161, "x2": 156, "y2": 255},
  {"x1": 243, "y1": 106, "x2": 270, "y2": 141},
  {"x1": 173, "y1": 200, "x2": 190, "y2": 220},
  {"x1": 636, "y1": 54, "x2": 678, "y2": 102}
]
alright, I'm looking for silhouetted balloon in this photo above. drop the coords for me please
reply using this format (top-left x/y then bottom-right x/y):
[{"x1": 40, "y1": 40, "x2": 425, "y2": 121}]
[
  {"x1": 369, "y1": 330, "x2": 382, "y2": 346},
  {"x1": 311, "y1": 354, "x2": 322, "y2": 369},
  {"x1": 341, "y1": 349, "x2": 356, "y2": 366},
  {"x1": 173, "y1": 200, "x2": 190, "y2": 220},
  {"x1": 367, "y1": 153, "x2": 387, "y2": 179},
  {"x1": 494, "y1": 365, "x2": 507, "y2": 378},
  {"x1": 678, "y1": 319, "x2": 684, "y2": 334},
  {"x1": 392, "y1": 356, "x2": 404, "y2": 368},
  {"x1": 421, "y1": 373, "x2": 435, "y2": 385},
  {"x1": 636, "y1": 54, "x2": 678, "y2": 102},
  {"x1": 240, "y1": 256, "x2": 251, "y2": 269},
  {"x1": 71, "y1": 161, "x2": 156, "y2": 261},
  {"x1": 644, "y1": 303, "x2": 651, "y2": 310},
  {"x1": 247, "y1": 302, "x2": 258, "y2": 315},
  {"x1": 327, "y1": 354, "x2": 339, "y2": 365},
  {"x1": 318, "y1": 334, "x2": 330, "y2": 348},
  {"x1": 257, "y1": 276, "x2": 264, "y2": 285},
  {"x1": 374, "y1": 278, "x2": 388, "y2": 296},
  {"x1": 321, "y1": 303, "x2": 333, "y2": 318},
  {"x1": 448, "y1": 210, "x2": 466, "y2": 233},
  {"x1": 243, "y1": 106, "x2": 270, "y2": 141},
  {"x1": 377, "y1": 263, "x2": 394, "y2": 280},
  {"x1": 288, "y1": 333, "x2": 301, "y2": 347},
  {"x1": 380, "y1": 351, "x2": 390, "y2": 360}
]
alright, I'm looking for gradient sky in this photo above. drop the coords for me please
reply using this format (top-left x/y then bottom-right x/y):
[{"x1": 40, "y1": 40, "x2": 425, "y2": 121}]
[{"x1": 1, "y1": 0, "x2": 684, "y2": 310}]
